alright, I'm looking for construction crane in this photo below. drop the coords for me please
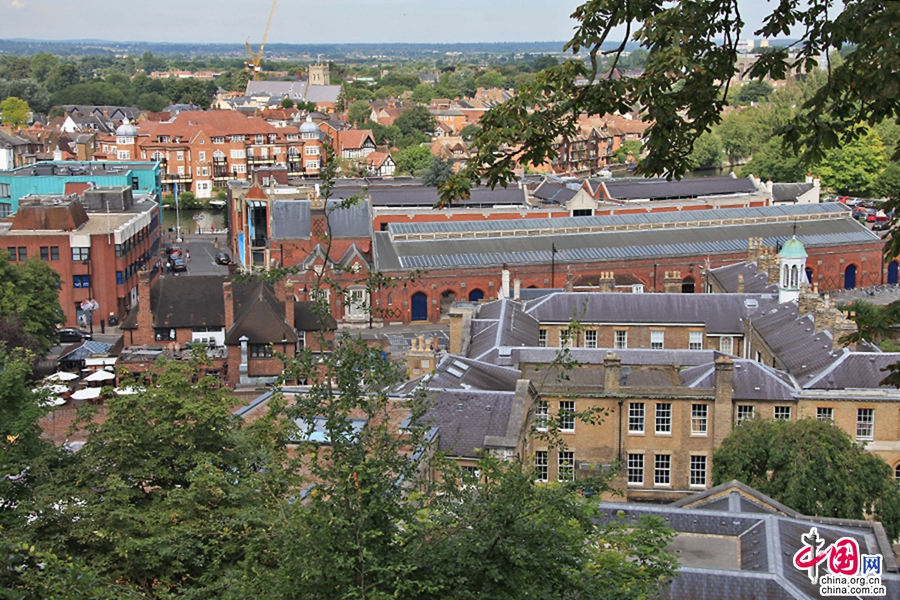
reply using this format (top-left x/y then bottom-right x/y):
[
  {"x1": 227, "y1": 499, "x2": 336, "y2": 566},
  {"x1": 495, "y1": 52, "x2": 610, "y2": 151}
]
[{"x1": 246, "y1": 0, "x2": 279, "y2": 80}]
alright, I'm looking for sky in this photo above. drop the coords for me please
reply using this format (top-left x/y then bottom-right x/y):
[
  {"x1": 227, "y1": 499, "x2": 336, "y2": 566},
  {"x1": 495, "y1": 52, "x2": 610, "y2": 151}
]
[{"x1": 0, "y1": 1, "x2": 795, "y2": 45}]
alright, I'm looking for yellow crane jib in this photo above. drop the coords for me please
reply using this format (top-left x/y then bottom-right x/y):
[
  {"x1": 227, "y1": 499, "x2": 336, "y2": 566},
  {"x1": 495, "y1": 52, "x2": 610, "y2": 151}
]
[{"x1": 245, "y1": 0, "x2": 279, "y2": 80}]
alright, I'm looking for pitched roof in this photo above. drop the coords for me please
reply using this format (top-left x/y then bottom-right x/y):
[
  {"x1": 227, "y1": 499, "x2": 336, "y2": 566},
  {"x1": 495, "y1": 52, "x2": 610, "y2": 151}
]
[
  {"x1": 772, "y1": 182, "x2": 814, "y2": 202},
  {"x1": 602, "y1": 176, "x2": 759, "y2": 201},
  {"x1": 424, "y1": 389, "x2": 516, "y2": 457},
  {"x1": 224, "y1": 280, "x2": 297, "y2": 345},
  {"x1": 681, "y1": 358, "x2": 799, "y2": 401}
]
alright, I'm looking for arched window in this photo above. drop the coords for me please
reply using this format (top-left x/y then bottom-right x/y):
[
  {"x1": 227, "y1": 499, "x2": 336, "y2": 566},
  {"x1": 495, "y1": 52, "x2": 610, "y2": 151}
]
[
  {"x1": 783, "y1": 264, "x2": 790, "y2": 287},
  {"x1": 411, "y1": 292, "x2": 428, "y2": 322},
  {"x1": 440, "y1": 290, "x2": 456, "y2": 317},
  {"x1": 151, "y1": 151, "x2": 164, "y2": 162},
  {"x1": 805, "y1": 267, "x2": 814, "y2": 283},
  {"x1": 790, "y1": 265, "x2": 799, "y2": 288},
  {"x1": 468, "y1": 289, "x2": 485, "y2": 302},
  {"x1": 844, "y1": 265, "x2": 857, "y2": 290},
  {"x1": 682, "y1": 276, "x2": 695, "y2": 294}
]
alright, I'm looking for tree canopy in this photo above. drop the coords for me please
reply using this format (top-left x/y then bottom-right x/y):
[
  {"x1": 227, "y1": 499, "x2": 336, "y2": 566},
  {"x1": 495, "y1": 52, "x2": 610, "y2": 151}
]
[
  {"x1": 0, "y1": 253, "x2": 64, "y2": 355},
  {"x1": 458, "y1": 0, "x2": 900, "y2": 195},
  {"x1": 713, "y1": 417, "x2": 900, "y2": 540},
  {"x1": 0, "y1": 95, "x2": 30, "y2": 127}
]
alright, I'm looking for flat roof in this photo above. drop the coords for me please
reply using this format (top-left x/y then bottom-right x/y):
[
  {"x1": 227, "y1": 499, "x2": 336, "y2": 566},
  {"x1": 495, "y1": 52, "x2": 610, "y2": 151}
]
[{"x1": 3, "y1": 161, "x2": 158, "y2": 178}]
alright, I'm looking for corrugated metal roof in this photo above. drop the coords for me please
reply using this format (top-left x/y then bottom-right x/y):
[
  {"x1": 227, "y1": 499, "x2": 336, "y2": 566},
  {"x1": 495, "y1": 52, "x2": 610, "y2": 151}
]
[
  {"x1": 387, "y1": 201, "x2": 849, "y2": 237},
  {"x1": 382, "y1": 217, "x2": 875, "y2": 270},
  {"x1": 603, "y1": 176, "x2": 758, "y2": 200}
]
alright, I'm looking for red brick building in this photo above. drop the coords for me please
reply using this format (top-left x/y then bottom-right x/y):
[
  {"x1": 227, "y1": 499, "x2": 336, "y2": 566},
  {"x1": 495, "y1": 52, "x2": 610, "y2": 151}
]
[{"x1": 1, "y1": 190, "x2": 159, "y2": 327}]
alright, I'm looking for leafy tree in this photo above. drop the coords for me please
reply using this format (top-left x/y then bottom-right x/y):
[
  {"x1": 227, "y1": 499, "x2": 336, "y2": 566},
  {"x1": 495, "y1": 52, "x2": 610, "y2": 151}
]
[
  {"x1": 464, "y1": 0, "x2": 900, "y2": 190},
  {"x1": 532, "y1": 55, "x2": 559, "y2": 71},
  {"x1": 714, "y1": 417, "x2": 900, "y2": 540},
  {"x1": 18, "y1": 355, "x2": 290, "y2": 596},
  {"x1": 140, "y1": 51, "x2": 167, "y2": 74},
  {"x1": 376, "y1": 72, "x2": 419, "y2": 91},
  {"x1": 840, "y1": 300, "x2": 900, "y2": 348},
  {"x1": 0, "y1": 79, "x2": 50, "y2": 115},
  {"x1": 735, "y1": 80, "x2": 773, "y2": 104},
  {"x1": 410, "y1": 83, "x2": 435, "y2": 104},
  {"x1": 874, "y1": 162, "x2": 900, "y2": 201},
  {"x1": 459, "y1": 123, "x2": 480, "y2": 142},
  {"x1": 742, "y1": 138, "x2": 807, "y2": 183},
  {"x1": 394, "y1": 144, "x2": 433, "y2": 175},
  {"x1": 688, "y1": 131, "x2": 724, "y2": 170},
  {"x1": 394, "y1": 105, "x2": 437, "y2": 137},
  {"x1": 0, "y1": 253, "x2": 64, "y2": 355},
  {"x1": 136, "y1": 92, "x2": 168, "y2": 112},
  {"x1": 511, "y1": 72, "x2": 536, "y2": 90},
  {"x1": 29, "y1": 52, "x2": 59, "y2": 83},
  {"x1": 816, "y1": 128, "x2": 886, "y2": 195},
  {"x1": 473, "y1": 69, "x2": 506, "y2": 90},
  {"x1": 50, "y1": 81, "x2": 130, "y2": 108},
  {"x1": 45, "y1": 63, "x2": 81, "y2": 93},
  {"x1": 347, "y1": 99, "x2": 373, "y2": 128},
  {"x1": 280, "y1": 96, "x2": 294, "y2": 109},
  {"x1": 421, "y1": 155, "x2": 455, "y2": 187},
  {"x1": 0, "y1": 96, "x2": 30, "y2": 127},
  {"x1": 718, "y1": 108, "x2": 765, "y2": 164}
]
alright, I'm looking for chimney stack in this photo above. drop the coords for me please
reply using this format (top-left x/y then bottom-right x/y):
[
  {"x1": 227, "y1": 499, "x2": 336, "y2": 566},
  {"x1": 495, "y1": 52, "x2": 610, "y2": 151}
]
[
  {"x1": 798, "y1": 282, "x2": 819, "y2": 317},
  {"x1": 663, "y1": 271, "x2": 682, "y2": 293},
  {"x1": 513, "y1": 276, "x2": 521, "y2": 300},
  {"x1": 136, "y1": 270, "x2": 153, "y2": 343},
  {"x1": 832, "y1": 311, "x2": 858, "y2": 351},
  {"x1": 501, "y1": 263, "x2": 510, "y2": 299},
  {"x1": 737, "y1": 274, "x2": 745, "y2": 294},
  {"x1": 597, "y1": 271, "x2": 616, "y2": 293},
  {"x1": 223, "y1": 281, "x2": 235, "y2": 331},
  {"x1": 285, "y1": 281, "x2": 295, "y2": 329},
  {"x1": 813, "y1": 294, "x2": 836, "y2": 333},
  {"x1": 603, "y1": 352, "x2": 621, "y2": 392},
  {"x1": 713, "y1": 355, "x2": 734, "y2": 446},
  {"x1": 767, "y1": 249, "x2": 780, "y2": 285},
  {"x1": 747, "y1": 237, "x2": 761, "y2": 264}
]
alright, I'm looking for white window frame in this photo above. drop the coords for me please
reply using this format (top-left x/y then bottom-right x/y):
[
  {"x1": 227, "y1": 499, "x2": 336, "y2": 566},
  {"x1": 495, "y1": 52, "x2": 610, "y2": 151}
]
[
  {"x1": 690, "y1": 455, "x2": 707, "y2": 488},
  {"x1": 117, "y1": 150, "x2": 130, "y2": 160},
  {"x1": 344, "y1": 288, "x2": 369, "y2": 320},
  {"x1": 651, "y1": 330, "x2": 664, "y2": 350},
  {"x1": 816, "y1": 407, "x2": 834, "y2": 422},
  {"x1": 857, "y1": 408, "x2": 874, "y2": 440},
  {"x1": 305, "y1": 145, "x2": 320, "y2": 155},
  {"x1": 628, "y1": 402, "x2": 645, "y2": 434},
  {"x1": 691, "y1": 404, "x2": 708, "y2": 435},
  {"x1": 538, "y1": 329, "x2": 547, "y2": 348},
  {"x1": 535, "y1": 451, "x2": 548, "y2": 482},
  {"x1": 584, "y1": 330, "x2": 597, "y2": 348},
  {"x1": 720, "y1": 336, "x2": 734, "y2": 355},
  {"x1": 614, "y1": 330, "x2": 627, "y2": 349},
  {"x1": 627, "y1": 453, "x2": 644, "y2": 485},
  {"x1": 655, "y1": 403, "x2": 672, "y2": 434},
  {"x1": 654, "y1": 454, "x2": 671, "y2": 486},
  {"x1": 535, "y1": 400, "x2": 548, "y2": 431},
  {"x1": 689, "y1": 331, "x2": 703, "y2": 350},
  {"x1": 774, "y1": 406, "x2": 792, "y2": 421},
  {"x1": 558, "y1": 400, "x2": 575, "y2": 432},
  {"x1": 230, "y1": 149, "x2": 246, "y2": 159},
  {"x1": 737, "y1": 405, "x2": 755, "y2": 425},
  {"x1": 558, "y1": 451, "x2": 574, "y2": 482}
]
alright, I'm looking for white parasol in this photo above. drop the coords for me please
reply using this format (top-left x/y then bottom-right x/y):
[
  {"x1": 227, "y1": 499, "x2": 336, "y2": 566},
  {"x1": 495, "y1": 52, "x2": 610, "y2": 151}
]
[
  {"x1": 84, "y1": 370, "x2": 116, "y2": 382},
  {"x1": 71, "y1": 387, "x2": 102, "y2": 401},
  {"x1": 44, "y1": 371, "x2": 79, "y2": 382}
]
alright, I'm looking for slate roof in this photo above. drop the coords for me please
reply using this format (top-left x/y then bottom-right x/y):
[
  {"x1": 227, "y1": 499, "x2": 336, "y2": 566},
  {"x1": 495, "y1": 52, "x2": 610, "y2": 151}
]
[
  {"x1": 748, "y1": 299, "x2": 842, "y2": 382},
  {"x1": 368, "y1": 186, "x2": 527, "y2": 208},
  {"x1": 425, "y1": 354, "x2": 521, "y2": 392},
  {"x1": 424, "y1": 389, "x2": 515, "y2": 457},
  {"x1": 270, "y1": 199, "x2": 371, "y2": 239},
  {"x1": 225, "y1": 280, "x2": 297, "y2": 345},
  {"x1": 294, "y1": 301, "x2": 337, "y2": 331},
  {"x1": 772, "y1": 182, "x2": 814, "y2": 202},
  {"x1": 602, "y1": 176, "x2": 759, "y2": 201},
  {"x1": 468, "y1": 299, "x2": 540, "y2": 361},
  {"x1": 525, "y1": 292, "x2": 757, "y2": 334},
  {"x1": 597, "y1": 487, "x2": 900, "y2": 600},
  {"x1": 804, "y1": 352, "x2": 900, "y2": 390},
  {"x1": 532, "y1": 181, "x2": 578, "y2": 204},
  {"x1": 59, "y1": 341, "x2": 113, "y2": 362},
  {"x1": 681, "y1": 358, "x2": 799, "y2": 401},
  {"x1": 709, "y1": 262, "x2": 777, "y2": 293}
]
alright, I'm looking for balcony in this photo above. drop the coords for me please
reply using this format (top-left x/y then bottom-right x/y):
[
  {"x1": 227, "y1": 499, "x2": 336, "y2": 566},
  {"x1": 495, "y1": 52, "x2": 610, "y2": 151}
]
[
  {"x1": 247, "y1": 155, "x2": 275, "y2": 166},
  {"x1": 161, "y1": 172, "x2": 193, "y2": 184},
  {"x1": 213, "y1": 156, "x2": 227, "y2": 164},
  {"x1": 251, "y1": 236, "x2": 267, "y2": 248}
]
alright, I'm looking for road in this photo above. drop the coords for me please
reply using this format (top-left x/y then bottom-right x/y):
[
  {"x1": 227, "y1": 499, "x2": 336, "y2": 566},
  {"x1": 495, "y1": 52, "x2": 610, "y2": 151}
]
[{"x1": 160, "y1": 235, "x2": 231, "y2": 277}]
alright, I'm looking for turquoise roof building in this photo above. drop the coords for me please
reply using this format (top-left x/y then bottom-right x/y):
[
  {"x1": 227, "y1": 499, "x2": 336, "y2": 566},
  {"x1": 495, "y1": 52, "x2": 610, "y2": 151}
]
[{"x1": 0, "y1": 161, "x2": 161, "y2": 217}]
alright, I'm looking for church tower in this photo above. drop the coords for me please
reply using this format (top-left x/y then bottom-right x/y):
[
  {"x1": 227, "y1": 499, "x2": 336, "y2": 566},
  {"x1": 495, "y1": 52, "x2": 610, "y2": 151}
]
[{"x1": 309, "y1": 62, "x2": 330, "y2": 86}]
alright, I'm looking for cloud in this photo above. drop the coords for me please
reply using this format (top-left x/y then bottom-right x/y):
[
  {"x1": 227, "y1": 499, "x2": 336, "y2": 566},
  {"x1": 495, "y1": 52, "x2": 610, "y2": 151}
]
[{"x1": 9, "y1": 0, "x2": 25, "y2": 8}]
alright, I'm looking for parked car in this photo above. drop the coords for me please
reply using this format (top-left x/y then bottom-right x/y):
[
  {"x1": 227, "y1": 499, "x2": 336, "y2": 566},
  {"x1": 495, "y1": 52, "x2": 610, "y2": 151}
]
[
  {"x1": 852, "y1": 207, "x2": 868, "y2": 220},
  {"x1": 866, "y1": 211, "x2": 877, "y2": 222},
  {"x1": 167, "y1": 246, "x2": 183, "y2": 259},
  {"x1": 215, "y1": 252, "x2": 231, "y2": 265},
  {"x1": 172, "y1": 258, "x2": 187, "y2": 272},
  {"x1": 873, "y1": 221, "x2": 891, "y2": 231},
  {"x1": 56, "y1": 327, "x2": 92, "y2": 343}
]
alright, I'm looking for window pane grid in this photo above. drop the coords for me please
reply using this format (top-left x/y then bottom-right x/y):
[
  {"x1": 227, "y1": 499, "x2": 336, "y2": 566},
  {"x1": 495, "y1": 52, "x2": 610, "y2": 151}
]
[
  {"x1": 614, "y1": 330, "x2": 627, "y2": 349},
  {"x1": 559, "y1": 401, "x2": 575, "y2": 431},
  {"x1": 535, "y1": 451, "x2": 548, "y2": 482},
  {"x1": 691, "y1": 404, "x2": 708, "y2": 434},
  {"x1": 558, "y1": 451, "x2": 574, "y2": 482},
  {"x1": 774, "y1": 406, "x2": 792, "y2": 421},
  {"x1": 651, "y1": 330, "x2": 664, "y2": 349},
  {"x1": 585, "y1": 330, "x2": 597, "y2": 348},
  {"x1": 817, "y1": 407, "x2": 833, "y2": 422},
  {"x1": 535, "y1": 401, "x2": 548, "y2": 431},
  {"x1": 690, "y1": 456, "x2": 707, "y2": 487},
  {"x1": 628, "y1": 403, "x2": 645, "y2": 433},
  {"x1": 655, "y1": 403, "x2": 672, "y2": 434},
  {"x1": 654, "y1": 454, "x2": 671, "y2": 485},
  {"x1": 737, "y1": 405, "x2": 754, "y2": 425},
  {"x1": 689, "y1": 331, "x2": 703, "y2": 350},
  {"x1": 627, "y1": 454, "x2": 644, "y2": 484},
  {"x1": 857, "y1": 409, "x2": 874, "y2": 440}
]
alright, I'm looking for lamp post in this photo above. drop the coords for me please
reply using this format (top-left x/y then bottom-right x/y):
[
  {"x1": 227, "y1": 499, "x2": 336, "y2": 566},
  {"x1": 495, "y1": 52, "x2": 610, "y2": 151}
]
[
  {"x1": 79, "y1": 259, "x2": 98, "y2": 335},
  {"x1": 550, "y1": 243, "x2": 558, "y2": 288}
]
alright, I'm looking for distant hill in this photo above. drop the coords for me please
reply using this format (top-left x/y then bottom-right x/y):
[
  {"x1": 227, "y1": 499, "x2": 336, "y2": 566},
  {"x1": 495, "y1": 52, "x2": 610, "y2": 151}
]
[{"x1": 0, "y1": 39, "x2": 647, "y2": 59}]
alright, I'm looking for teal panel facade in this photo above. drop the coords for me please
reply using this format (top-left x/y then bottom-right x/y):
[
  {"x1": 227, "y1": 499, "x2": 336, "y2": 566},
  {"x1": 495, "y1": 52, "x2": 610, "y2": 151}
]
[{"x1": 0, "y1": 161, "x2": 162, "y2": 215}]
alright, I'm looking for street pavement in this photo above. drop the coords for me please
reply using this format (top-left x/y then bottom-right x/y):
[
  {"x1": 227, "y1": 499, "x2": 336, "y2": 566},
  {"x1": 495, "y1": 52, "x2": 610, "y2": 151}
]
[{"x1": 160, "y1": 234, "x2": 231, "y2": 277}]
